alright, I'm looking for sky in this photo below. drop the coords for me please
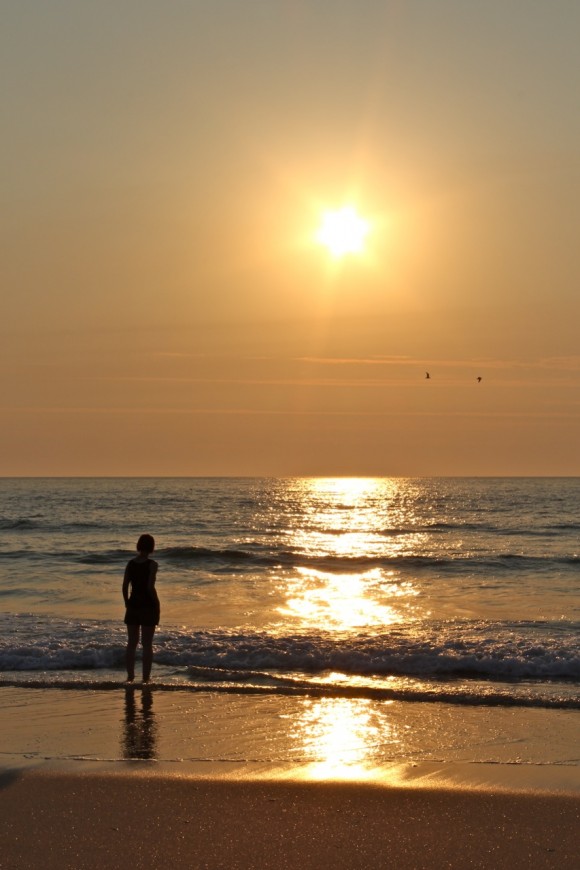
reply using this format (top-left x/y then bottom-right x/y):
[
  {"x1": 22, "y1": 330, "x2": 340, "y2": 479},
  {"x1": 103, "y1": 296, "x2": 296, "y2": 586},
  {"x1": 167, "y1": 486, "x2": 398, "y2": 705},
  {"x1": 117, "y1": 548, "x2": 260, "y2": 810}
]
[{"x1": 2, "y1": 0, "x2": 580, "y2": 476}]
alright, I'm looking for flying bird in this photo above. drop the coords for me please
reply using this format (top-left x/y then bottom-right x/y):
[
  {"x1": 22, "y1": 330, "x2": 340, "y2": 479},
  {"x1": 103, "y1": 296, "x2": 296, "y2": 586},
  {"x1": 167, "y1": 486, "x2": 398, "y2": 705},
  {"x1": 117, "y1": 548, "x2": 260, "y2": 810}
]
[
  {"x1": 477, "y1": 377, "x2": 482, "y2": 383},
  {"x1": 425, "y1": 372, "x2": 430, "y2": 379}
]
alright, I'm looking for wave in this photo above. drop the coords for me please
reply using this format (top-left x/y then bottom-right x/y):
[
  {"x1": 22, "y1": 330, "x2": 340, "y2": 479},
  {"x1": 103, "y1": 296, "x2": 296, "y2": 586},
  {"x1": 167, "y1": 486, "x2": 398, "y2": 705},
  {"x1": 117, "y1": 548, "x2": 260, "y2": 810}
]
[
  {"x1": 546, "y1": 522, "x2": 580, "y2": 532},
  {"x1": 86, "y1": 546, "x2": 580, "y2": 573},
  {"x1": 0, "y1": 517, "x2": 114, "y2": 533},
  {"x1": 49, "y1": 545, "x2": 580, "y2": 573},
  {"x1": 382, "y1": 521, "x2": 580, "y2": 538},
  {"x1": 3, "y1": 517, "x2": 576, "y2": 539},
  {"x1": 155, "y1": 627, "x2": 579, "y2": 682},
  {"x1": 0, "y1": 617, "x2": 578, "y2": 683},
  {"x1": 0, "y1": 548, "x2": 130, "y2": 564},
  {"x1": 2, "y1": 527, "x2": 580, "y2": 574},
  {"x1": 77, "y1": 549, "x2": 135, "y2": 564},
  {"x1": 0, "y1": 518, "x2": 40, "y2": 530},
  {"x1": 0, "y1": 673, "x2": 576, "y2": 710}
]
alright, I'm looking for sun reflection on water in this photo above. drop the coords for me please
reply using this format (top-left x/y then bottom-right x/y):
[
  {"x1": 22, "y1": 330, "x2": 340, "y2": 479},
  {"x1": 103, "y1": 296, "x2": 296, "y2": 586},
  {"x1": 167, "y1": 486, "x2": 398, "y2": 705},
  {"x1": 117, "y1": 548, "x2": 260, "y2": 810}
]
[
  {"x1": 289, "y1": 697, "x2": 400, "y2": 780},
  {"x1": 287, "y1": 477, "x2": 429, "y2": 560},
  {"x1": 275, "y1": 478, "x2": 424, "y2": 631},
  {"x1": 278, "y1": 567, "x2": 417, "y2": 630},
  {"x1": 268, "y1": 481, "x2": 425, "y2": 780}
]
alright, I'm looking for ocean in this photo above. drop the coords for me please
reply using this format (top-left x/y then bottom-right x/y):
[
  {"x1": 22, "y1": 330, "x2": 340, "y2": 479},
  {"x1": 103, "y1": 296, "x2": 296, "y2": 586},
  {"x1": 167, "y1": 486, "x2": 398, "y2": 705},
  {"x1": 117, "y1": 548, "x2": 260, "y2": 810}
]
[
  {"x1": 2, "y1": 475, "x2": 579, "y2": 779},
  {"x1": 0, "y1": 476, "x2": 577, "y2": 710}
]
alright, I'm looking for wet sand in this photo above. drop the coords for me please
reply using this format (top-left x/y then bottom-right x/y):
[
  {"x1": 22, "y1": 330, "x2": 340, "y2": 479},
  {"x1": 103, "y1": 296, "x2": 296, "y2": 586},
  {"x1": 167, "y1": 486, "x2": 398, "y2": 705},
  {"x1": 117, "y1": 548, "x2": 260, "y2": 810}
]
[
  {"x1": 1, "y1": 685, "x2": 578, "y2": 868},
  {"x1": 1, "y1": 768, "x2": 579, "y2": 869}
]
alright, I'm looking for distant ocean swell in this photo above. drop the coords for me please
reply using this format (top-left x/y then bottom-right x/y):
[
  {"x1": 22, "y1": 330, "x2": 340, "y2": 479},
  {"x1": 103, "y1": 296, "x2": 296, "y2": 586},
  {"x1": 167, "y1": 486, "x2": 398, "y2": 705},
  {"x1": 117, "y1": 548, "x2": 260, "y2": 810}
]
[
  {"x1": 2, "y1": 544, "x2": 580, "y2": 574},
  {"x1": 4, "y1": 516, "x2": 580, "y2": 536}
]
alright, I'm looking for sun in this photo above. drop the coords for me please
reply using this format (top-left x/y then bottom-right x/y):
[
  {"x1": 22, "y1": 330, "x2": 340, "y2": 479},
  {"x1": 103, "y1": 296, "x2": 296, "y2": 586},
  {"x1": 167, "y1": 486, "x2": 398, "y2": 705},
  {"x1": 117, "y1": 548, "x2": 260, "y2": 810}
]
[{"x1": 316, "y1": 206, "x2": 370, "y2": 257}]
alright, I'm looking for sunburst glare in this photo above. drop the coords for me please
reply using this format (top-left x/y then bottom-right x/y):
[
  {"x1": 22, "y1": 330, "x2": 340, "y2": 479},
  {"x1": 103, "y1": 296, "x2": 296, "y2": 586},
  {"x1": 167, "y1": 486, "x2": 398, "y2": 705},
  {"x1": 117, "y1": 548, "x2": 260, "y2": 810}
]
[{"x1": 316, "y1": 206, "x2": 370, "y2": 257}]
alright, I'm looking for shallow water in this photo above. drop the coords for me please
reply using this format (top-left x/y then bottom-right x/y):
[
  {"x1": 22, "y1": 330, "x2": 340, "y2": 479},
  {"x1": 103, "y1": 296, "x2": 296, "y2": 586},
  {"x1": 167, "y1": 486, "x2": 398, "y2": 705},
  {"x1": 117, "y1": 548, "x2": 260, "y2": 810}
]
[{"x1": 1, "y1": 686, "x2": 578, "y2": 793}]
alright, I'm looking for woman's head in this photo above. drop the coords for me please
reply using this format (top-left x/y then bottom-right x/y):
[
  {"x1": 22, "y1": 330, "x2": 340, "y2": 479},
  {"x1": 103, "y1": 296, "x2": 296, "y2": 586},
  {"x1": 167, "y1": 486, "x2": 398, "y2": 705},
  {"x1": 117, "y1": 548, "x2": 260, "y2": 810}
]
[{"x1": 137, "y1": 533, "x2": 155, "y2": 555}]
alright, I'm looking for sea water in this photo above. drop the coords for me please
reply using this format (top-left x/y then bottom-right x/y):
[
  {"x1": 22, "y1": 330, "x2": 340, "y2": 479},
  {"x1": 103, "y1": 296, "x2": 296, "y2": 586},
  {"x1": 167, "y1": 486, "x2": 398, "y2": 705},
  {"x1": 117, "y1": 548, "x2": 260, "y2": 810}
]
[
  {"x1": 0, "y1": 477, "x2": 578, "y2": 713},
  {"x1": 1, "y1": 476, "x2": 579, "y2": 777}
]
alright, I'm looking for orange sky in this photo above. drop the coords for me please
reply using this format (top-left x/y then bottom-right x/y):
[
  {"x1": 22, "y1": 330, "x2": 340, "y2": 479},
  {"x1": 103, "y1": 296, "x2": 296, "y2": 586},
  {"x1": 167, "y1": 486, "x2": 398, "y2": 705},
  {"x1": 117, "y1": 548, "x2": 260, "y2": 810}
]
[{"x1": 2, "y1": 2, "x2": 580, "y2": 475}]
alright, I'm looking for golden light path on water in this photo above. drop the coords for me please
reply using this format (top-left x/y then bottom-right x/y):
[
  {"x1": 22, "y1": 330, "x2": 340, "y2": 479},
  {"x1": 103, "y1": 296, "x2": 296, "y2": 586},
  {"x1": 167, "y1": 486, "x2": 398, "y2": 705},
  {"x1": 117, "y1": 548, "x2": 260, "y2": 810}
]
[
  {"x1": 286, "y1": 477, "x2": 429, "y2": 561},
  {"x1": 279, "y1": 567, "x2": 415, "y2": 629},
  {"x1": 274, "y1": 478, "x2": 424, "y2": 778},
  {"x1": 276, "y1": 477, "x2": 422, "y2": 631}
]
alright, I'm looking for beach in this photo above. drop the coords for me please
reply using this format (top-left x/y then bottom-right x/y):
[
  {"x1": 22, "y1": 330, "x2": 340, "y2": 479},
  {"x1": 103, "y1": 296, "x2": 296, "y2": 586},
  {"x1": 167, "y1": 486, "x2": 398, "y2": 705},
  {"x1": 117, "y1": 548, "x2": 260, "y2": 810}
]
[
  {"x1": 1, "y1": 685, "x2": 579, "y2": 868},
  {"x1": 2, "y1": 766, "x2": 579, "y2": 869}
]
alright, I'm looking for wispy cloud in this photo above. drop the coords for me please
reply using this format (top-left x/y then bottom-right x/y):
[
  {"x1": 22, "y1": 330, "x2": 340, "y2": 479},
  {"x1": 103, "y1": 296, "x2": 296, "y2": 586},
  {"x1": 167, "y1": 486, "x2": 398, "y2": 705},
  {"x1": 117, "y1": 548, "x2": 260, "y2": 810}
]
[
  {"x1": 4, "y1": 406, "x2": 580, "y2": 419},
  {"x1": 296, "y1": 355, "x2": 580, "y2": 371}
]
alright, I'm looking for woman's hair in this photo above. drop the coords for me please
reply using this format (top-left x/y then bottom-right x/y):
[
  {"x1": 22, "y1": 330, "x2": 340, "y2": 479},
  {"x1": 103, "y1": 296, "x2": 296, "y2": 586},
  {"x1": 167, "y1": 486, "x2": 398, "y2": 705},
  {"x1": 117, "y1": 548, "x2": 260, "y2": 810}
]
[{"x1": 137, "y1": 533, "x2": 155, "y2": 554}]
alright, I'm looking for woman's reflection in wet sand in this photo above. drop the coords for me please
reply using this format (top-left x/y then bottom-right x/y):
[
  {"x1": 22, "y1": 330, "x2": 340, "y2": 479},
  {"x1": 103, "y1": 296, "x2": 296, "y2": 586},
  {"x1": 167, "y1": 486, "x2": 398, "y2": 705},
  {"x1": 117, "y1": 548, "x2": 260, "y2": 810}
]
[{"x1": 122, "y1": 685, "x2": 158, "y2": 760}]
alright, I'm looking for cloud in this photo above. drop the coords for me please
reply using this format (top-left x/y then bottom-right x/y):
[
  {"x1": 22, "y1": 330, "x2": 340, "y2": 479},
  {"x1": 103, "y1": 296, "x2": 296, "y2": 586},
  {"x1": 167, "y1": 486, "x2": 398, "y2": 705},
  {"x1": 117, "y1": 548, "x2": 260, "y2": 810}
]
[{"x1": 4, "y1": 406, "x2": 580, "y2": 419}]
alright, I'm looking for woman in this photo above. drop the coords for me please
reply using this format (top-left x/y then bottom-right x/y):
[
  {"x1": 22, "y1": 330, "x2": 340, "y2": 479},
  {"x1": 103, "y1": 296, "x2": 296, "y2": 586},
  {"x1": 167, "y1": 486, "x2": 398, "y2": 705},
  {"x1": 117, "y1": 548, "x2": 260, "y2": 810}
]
[{"x1": 122, "y1": 533, "x2": 160, "y2": 683}]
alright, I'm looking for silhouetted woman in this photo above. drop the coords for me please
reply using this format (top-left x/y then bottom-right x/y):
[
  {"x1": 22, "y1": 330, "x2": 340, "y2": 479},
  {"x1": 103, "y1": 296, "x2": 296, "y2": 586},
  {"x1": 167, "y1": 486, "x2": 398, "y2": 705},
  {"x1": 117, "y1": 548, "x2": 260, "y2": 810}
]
[{"x1": 122, "y1": 533, "x2": 160, "y2": 683}]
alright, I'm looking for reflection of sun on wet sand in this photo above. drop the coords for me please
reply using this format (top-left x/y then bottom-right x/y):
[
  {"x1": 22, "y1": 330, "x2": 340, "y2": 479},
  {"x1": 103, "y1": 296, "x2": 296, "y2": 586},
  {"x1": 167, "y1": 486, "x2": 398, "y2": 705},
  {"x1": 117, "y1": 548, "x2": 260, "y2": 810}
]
[{"x1": 290, "y1": 697, "x2": 396, "y2": 781}]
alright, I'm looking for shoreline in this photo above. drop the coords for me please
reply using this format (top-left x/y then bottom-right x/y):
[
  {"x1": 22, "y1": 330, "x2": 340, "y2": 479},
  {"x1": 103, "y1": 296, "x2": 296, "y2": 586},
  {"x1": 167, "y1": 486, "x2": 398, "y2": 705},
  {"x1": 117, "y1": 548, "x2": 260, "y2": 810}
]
[
  {"x1": 1, "y1": 684, "x2": 579, "y2": 796},
  {"x1": 3, "y1": 756, "x2": 580, "y2": 796}
]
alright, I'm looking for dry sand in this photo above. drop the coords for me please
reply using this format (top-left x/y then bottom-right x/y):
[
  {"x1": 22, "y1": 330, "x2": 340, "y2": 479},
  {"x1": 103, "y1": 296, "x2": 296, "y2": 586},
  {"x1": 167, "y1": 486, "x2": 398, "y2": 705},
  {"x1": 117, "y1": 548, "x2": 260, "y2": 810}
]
[{"x1": 1, "y1": 768, "x2": 578, "y2": 870}]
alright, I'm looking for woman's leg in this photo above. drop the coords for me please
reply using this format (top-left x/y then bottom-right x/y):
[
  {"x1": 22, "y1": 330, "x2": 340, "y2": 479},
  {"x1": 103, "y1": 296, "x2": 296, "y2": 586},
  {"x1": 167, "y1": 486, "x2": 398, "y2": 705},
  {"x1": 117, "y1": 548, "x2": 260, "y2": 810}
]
[
  {"x1": 141, "y1": 625, "x2": 156, "y2": 683},
  {"x1": 126, "y1": 624, "x2": 140, "y2": 682}
]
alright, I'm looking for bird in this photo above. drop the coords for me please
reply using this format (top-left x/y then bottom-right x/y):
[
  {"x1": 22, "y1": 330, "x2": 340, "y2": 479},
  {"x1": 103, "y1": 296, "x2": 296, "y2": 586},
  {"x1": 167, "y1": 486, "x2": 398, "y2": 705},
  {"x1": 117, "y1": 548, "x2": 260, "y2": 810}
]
[
  {"x1": 425, "y1": 372, "x2": 430, "y2": 379},
  {"x1": 477, "y1": 377, "x2": 482, "y2": 383}
]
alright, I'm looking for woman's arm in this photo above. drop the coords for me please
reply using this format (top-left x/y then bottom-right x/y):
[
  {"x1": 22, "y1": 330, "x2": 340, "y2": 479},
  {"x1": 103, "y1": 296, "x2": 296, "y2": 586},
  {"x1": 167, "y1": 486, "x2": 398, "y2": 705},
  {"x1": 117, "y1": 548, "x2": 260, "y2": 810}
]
[
  {"x1": 148, "y1": 560, "x2": 160, "y2": 607},
  {"x1": 122, "y1": 564, "x2": 131, "y2": 606}
]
